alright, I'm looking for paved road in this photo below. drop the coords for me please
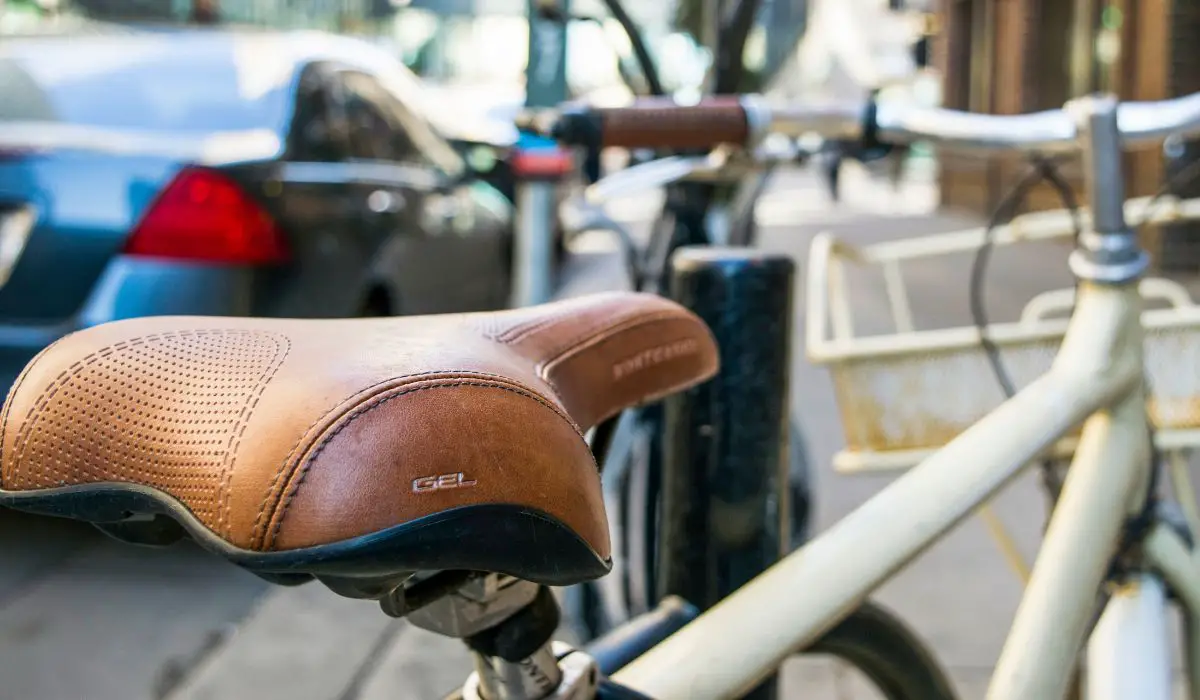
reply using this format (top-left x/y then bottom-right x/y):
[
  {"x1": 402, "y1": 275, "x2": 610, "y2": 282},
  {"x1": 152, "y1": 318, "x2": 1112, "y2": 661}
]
[{"x1": 1, "y1": 165, "x2": 1193, "y2": 699}]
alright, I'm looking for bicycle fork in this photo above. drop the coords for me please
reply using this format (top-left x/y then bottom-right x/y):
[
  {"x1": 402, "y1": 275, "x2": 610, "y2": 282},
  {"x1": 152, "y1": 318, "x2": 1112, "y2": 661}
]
[
  {"x1": 1086, "y1": 483, "x2": 1200, "y2": 700},
  {"x1": 1086, "y1": 574, "x2": 1174, "y2": 700}
]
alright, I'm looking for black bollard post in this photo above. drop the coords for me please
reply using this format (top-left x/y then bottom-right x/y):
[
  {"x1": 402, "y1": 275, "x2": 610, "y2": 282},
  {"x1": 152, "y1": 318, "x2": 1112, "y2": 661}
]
[{"x1": 659, "y1": 246, "x2": 794, "y2": 700}]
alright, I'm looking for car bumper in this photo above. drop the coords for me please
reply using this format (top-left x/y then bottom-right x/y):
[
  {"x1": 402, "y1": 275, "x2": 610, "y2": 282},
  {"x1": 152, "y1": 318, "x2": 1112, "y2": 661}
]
[{"x1": 0, "y1": 256, "x2": 252, "y2": 395}]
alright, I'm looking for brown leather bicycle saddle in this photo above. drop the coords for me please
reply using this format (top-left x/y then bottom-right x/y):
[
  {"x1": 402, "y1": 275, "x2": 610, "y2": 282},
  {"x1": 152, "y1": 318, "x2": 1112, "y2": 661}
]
[{"x1": 0, "y1": 292, "x2": 717, "y2": 593}]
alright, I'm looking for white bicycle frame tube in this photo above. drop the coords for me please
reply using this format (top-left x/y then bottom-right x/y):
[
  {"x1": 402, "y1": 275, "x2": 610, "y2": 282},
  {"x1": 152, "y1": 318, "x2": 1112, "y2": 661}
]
[
  {"x1": 1146, "y1": 522, "x2": 1200, "y2": 700},
  {"x1": 1086, "y1": 573, "x2": 1173, "y2": 700},
  {"x1": 612, "y1": 280, "x2": 1161, "y2": 699}
]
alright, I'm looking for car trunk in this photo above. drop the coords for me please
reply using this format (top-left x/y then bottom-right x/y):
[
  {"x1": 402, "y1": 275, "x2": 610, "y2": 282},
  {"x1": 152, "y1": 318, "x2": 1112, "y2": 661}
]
[{"x1": 0, "y1": 149, "x2": 180, "y2": 325}]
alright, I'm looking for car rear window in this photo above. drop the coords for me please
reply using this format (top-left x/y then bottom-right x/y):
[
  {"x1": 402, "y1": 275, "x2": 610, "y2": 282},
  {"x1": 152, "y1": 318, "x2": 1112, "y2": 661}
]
[{"x1": 0, "y1": 37, "x2": 294, "y2": 133}]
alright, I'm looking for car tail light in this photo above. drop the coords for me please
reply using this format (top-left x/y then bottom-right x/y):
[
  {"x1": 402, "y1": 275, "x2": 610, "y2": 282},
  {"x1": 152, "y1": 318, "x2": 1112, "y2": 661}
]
[{"x1": 125, "y1": 167, "x2": 288, "y2": 264}]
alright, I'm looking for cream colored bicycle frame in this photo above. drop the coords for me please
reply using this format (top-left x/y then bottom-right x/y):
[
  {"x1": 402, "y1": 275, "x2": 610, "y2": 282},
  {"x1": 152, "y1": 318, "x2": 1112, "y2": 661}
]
[
  {"x1": 613, "y1": 231, "x2": 1198, "y2": 700},
  {"x1": 604, "y1": 211, "x2": 1200, "y2": 699}
]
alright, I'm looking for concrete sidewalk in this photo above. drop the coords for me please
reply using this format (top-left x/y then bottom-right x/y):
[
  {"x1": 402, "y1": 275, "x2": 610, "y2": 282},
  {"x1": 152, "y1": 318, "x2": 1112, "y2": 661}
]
[{"x1": 1, "y1": 167, "x2": 1194, "y2": 699}]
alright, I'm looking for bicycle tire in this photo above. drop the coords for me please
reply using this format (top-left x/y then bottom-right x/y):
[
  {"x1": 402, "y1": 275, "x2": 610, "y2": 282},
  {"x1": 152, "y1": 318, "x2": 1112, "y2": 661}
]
[
  {"x1": 565, "y1": 414, "x2": 815, "y2": 641},
  {"x1": 636, "y1": 414, "x2": 814, "y2": 612},
  {"x1": 799, "y1": 598, "x2": 959, "y2": 700},
  {"x1": 449, "y1": 598, "x2": 954, "y2": 700},
  {"x1": 635, "y1": 417, "x2": 815, "y2": 607}
]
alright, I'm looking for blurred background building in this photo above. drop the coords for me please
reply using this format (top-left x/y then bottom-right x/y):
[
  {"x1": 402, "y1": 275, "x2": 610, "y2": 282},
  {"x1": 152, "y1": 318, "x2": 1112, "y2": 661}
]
[
  {"x1": 3, "y1": 0, "x2": 1197, "y2": 264},
  {"x1": 931, "y1": 0, "x2": 1200, "y2": 265}
]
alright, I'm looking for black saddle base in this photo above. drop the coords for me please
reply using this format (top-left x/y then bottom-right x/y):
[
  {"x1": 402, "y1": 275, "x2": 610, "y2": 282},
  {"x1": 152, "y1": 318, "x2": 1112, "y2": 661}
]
[{"x1": 0, "y1": 483, "x2": 610, "y2": 599}]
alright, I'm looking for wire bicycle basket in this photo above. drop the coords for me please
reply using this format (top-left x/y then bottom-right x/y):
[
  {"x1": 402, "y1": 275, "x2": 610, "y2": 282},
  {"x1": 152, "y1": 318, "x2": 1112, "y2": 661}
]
[{"x1": 807, "y1": 194, "x2": 1200, "y2": 473}]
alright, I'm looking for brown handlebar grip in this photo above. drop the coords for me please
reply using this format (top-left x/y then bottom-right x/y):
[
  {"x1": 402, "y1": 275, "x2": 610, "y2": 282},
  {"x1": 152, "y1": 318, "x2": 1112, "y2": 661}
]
[{"x1": 594, "y1": 97, "x2": 750, "y2": 150}]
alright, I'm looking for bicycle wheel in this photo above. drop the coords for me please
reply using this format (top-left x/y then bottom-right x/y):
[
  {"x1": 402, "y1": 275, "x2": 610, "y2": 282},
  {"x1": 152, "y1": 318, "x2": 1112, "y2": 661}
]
[
  {"x1": 564, "y1": 411, "x2": 816, "y2": 642},
  {"x1": 561, "y1": 596, "x2": 956, "y2": 700},
  {"x1": 796, "y1": 598, "x2": 959, "y2": 700}
]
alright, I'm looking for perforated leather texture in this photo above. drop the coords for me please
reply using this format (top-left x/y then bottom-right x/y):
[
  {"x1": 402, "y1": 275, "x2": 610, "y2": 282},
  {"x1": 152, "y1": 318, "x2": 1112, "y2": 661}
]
[{"x1": 3, "y1": 331, "x2": 288, "y2": 538}]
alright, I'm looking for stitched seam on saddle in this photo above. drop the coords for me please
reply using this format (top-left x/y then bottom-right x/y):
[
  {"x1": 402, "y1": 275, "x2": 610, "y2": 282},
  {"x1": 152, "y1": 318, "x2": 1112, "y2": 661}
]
[
  {"x1": 538, "y1": 315, "x2": 710, "y2": 428},
  {"x1": 493, "y1": 313, "x2": 569, "y2": 344},
  {"x1": 538, "y1": 311, "x2": 684, "y2": 374},
  {"x1": 216, "y1": 334, "x2": 291, "y2": 541},
  {"x1": 490, "y1": 293, "x2": 650, "y2": 345},
  {"x1": 0, "y1": 337, "x2": 66, "y2": 489},
  {"x1": 7, "y1": 330, "x2": 280, "y2": 492},
  {"x1": 264, "y1": 378, "x2": 589, "y2": 550},
  {"x1": 250, "y1": 369, "x2": 562, "y2": 549}
]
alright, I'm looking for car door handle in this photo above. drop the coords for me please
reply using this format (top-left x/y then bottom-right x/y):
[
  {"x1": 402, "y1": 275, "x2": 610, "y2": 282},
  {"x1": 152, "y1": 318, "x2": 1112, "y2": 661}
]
[{"x1": 366, "y1": 189, "x2": 406, "y2": 216}]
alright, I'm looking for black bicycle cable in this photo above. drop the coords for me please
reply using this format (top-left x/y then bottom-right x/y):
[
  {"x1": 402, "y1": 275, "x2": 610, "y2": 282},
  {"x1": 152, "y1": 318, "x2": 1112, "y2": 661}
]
[
  {"x1": 967, "y1": 157, "x2": 1081, "y2": 504},
  {"x1": 968, "y1": 157, "x2": 1160, "y2": 510},
  {"x1": 595, "y1": 0, "x2": 665, "y2": 96},
  {"x1": 969, "y1": 158, "x2": 1073, "y2": 398},
  {"x1": 973, "y1": 151, "x2": 1200, "y2": 595},
  {"x1": 967, "y1": 159, "x2": 1117, "y2": 646},
  {"x1": 1105, "y1": 156, "x2": 1200, "y2": 570},
  {"x1": 1027, "y1": 160, "x2": 1084, "y2": 503},
  {"x1": 1137, "y1": 150, "x2": 1200, "y2": 224},
  {"x1": 1114, "y1": 152, "x2": 1200, "y2": 557}
]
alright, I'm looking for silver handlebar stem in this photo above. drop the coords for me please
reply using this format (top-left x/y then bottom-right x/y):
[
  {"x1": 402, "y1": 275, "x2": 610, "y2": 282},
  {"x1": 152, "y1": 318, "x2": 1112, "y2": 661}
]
[
  {"x1": 1068, "y1": 95, "x2": 1150, "y2": 282},
  {"x1": 1078, "y1": 96, "x2": 1130, "y2": 234}
]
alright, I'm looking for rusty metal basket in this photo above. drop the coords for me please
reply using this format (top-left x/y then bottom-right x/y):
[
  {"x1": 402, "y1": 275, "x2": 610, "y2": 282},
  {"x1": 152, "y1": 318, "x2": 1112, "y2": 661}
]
[{"x1": 806, "y1": 195, "x2": 1200, "y2": 474}]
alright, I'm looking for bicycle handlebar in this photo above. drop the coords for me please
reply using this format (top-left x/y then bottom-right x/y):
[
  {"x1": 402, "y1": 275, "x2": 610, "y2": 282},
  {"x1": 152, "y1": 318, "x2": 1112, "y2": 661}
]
[
  {"x1": 549, "y1": 92, "x2": 1200, "y2": 154},
  {"x1": 552, "y1": 97, "x2": 750, "y2": 150},
  {"x1": 875, "y1": 93, "x2": 1200, "y2": 151}
]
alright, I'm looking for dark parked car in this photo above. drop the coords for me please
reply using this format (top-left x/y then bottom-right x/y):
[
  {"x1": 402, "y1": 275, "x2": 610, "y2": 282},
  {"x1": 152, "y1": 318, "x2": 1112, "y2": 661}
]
[{"x1": 0, "y1": 27, "x2": 517, "y2": 393}]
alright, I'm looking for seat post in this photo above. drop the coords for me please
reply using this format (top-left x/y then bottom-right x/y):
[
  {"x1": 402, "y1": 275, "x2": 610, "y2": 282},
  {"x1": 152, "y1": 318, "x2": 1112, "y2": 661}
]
[{"x1": 383, "y1": 573, "x2": 599, "y2": 700}]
